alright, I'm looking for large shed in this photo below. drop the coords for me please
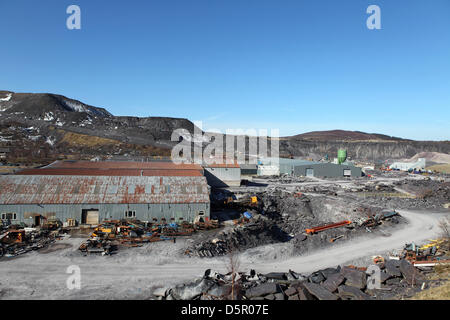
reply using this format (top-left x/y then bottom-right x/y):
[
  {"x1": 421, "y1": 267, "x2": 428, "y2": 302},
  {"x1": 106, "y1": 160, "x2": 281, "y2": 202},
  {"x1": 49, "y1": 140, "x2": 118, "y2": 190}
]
[
  {"x1": 293, "y1": 163, "x2": 362, "y2": 178},
  {"x1": 202, "y1": 162, "x2": 241, "y2": 187},
  {"x1": 0, "y1": 161, "x2": 210, "y2": 226}
]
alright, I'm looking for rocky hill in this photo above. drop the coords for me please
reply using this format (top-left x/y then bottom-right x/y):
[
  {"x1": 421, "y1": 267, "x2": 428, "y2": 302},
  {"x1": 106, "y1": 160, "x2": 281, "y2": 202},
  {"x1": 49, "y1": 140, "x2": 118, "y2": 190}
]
[
  {"x1": 279, "y1": 134, "x2": 450, "y2": 162},
  {"x1": 0, "y1": 91, "x2": 448, "y2": 163}
]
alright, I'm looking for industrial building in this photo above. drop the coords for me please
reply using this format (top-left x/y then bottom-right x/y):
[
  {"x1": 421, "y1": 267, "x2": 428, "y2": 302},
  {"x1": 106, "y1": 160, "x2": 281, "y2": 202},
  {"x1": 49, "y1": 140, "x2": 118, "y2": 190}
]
[
  {"x1": 203, "y1": 162, "x2": 241, "y2": 187},
  {"x1": 0, "y1": 161, "x2": 210, "y2": 226},
  {"x1": 240, "y1": 164, "x2": 258, "y2": 179},
  {"x1": 293, "y1": 162, "x2": 363, "y2": 178},
  {"x1": 389, "y1": 158, "x2": 426, "y2": 171},
  {"x1": 257, "y1": 157, "x2": 319, "y2": 175}
]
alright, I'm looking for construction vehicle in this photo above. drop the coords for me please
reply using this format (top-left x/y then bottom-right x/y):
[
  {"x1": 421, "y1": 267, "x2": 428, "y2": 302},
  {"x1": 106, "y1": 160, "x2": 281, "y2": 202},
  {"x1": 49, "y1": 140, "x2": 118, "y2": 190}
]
[{"x1": 41, "y1": 218, "x2": 62, "y2": 231}]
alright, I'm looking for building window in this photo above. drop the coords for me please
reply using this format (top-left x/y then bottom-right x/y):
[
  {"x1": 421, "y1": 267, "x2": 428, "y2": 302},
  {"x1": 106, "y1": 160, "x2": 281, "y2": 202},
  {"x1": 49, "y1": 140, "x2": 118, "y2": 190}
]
[
  {"x1": 124, "y1": 210, "x2": 136, "y2": 218},
  {"x1": 1, "y1": 213, "x2": 17, "y2": 220}
]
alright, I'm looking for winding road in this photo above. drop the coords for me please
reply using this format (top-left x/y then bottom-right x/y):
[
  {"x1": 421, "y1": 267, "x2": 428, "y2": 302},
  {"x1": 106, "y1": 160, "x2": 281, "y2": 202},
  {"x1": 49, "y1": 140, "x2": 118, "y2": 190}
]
[{"x1": 0, "y1": 209, "x2": 448, "y2": 299}]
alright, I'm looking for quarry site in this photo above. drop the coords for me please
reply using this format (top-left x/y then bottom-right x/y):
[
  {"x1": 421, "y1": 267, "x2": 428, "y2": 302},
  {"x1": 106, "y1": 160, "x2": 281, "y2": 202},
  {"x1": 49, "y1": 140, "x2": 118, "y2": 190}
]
[
  {"x1": 0, "y1": 151, "x2": 449, "y2": 300},
  {"x1": 1, "y1": 1, "x2": 450, "y2": 304}
]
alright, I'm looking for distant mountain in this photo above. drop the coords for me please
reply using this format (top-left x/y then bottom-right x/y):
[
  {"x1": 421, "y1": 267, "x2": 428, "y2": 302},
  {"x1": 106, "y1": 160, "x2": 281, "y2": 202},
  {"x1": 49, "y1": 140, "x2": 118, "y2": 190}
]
[
  {"x1": 289, "y1": 130, "x2": 406, "y2": 142},
  {"x1": 0, "y1": 91, "x2": 111, "y2": 117},
  {"x1": 0, "y1": 91, "x2": 448, "y2": 164}
]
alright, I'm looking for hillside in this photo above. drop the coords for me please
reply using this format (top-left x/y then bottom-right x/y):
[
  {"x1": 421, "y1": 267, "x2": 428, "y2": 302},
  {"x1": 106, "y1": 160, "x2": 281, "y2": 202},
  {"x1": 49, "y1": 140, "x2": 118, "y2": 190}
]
[
  {"x1": 0, "y1": 91, "x2": 449, "y2": 163},
  {"x1": 289, "y1": 130, "x2": 405, "y2": 142}
]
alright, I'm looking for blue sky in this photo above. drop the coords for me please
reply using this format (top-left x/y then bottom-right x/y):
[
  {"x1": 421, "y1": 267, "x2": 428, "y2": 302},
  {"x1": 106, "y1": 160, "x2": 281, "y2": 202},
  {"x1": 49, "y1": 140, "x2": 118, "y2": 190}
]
[{"x1": 0, "y1": 0, "x2": 449, "y2": 140}]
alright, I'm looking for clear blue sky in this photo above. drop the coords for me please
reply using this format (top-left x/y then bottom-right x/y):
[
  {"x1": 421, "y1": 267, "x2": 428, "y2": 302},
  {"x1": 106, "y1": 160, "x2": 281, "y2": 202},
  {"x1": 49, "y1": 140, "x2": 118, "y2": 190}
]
[{"x1": 0, "y1": 0, "x2": 449, "y2": 140}]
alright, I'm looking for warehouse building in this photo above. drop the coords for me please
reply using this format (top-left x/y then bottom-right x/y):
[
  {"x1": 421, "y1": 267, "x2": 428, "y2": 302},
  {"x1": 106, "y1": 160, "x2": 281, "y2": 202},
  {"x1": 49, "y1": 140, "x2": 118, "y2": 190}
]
[
  {"x1": 0, "y1": 161, "x2": 210, "y2": 226},
  {"x1": 293, "y1": 162, "x2": 362, "y2": 178},
  {"x1": 258, "y1": 157, "x2": 318, "y2": 175},
  {"x1": 203, "y1": 162, "x2": 241, "y2": 187}
]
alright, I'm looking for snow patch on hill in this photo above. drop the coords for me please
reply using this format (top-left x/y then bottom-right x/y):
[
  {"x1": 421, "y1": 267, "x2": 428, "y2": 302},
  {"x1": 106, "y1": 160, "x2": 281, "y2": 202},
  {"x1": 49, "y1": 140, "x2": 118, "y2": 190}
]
[
  {"x1": 62, "y1": 98, "x2": 110, "y2": 117},
  {"x1": 0, "y1": 93, "x2": 12, "y2": 102}
]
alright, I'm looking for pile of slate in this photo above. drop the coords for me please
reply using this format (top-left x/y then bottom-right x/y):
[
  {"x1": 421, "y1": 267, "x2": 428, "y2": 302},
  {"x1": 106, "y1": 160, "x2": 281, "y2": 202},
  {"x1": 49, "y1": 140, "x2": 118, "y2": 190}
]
[
  {"x1": 155, "y1": 259, "x2": 432, "y2": 300},
  {"x1": 185, "y1": 217, "x2": 291, "y2": 258}
]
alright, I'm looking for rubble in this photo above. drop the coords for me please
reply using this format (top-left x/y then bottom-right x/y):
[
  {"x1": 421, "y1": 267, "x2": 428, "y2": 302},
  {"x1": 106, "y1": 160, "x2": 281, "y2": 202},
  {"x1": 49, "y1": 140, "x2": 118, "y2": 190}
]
[{"x1": 161, "y1": 237, "x2": 450, "y2": 300}]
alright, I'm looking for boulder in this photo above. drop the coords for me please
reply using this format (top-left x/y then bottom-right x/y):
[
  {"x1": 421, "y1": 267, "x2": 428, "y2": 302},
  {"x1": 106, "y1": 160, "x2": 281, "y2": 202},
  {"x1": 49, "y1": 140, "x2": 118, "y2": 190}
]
[
  {"x1": 385, "y1": 260, "x2": 402, "y2": 278},
  {"x1": 245, "y1": 283, "x2": 280, "y2": 298},
  {"x1": 170, "y1": 278, "x2": 216, "y2": 300},
  {"x1": 303, "y1": 282, "x2": 339, "y2": 300},
  {"x1": 338, "y1": 285, "x2": 372, "y2": 300},
  {"x1": 385, "y1": 277, "x2": 401, "y2": 286},
  {"x1": 380, "y1": 271, "x2": 392, "y2": 284},
  {"x1": 295, "y1": 284, "x2": 316, "y2": 300},
  {"x1": 274, "y1": 293, "x2": 285, "y2": 300},
  {"x1": 309, "y1": 272, "x2": 326, "y2": 284},
  {"x1": 399, "y1": 260, "x2": 424, "y2": 285},
  {"x1": 319, "y1": 267, "x2": 341, "y2": 280},
  {"x1": 207, "y1": 284, "x2": 231, "y2": 298},
  {"x1": 263, "y1": 272, "x2": 287, "y2": 280},
  {"x1": 341, "y1": 267, "x2": 367, "y2": 289},
  {"x1": 322, "y1": 273, "x2": 345, "y2": 293},
  {"x1": 284, "y1": 286, "x2": 298, "y2": 296}
]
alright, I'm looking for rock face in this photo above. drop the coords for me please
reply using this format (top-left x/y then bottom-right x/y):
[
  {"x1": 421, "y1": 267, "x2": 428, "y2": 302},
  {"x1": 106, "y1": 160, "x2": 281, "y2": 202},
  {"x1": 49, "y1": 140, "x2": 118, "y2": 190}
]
[
  {"x1": 279, "y1": 136, "x2": 450, "y2": 161},
  {"x1": 0, "y1": 91, "x2": 196, "y2": 161}
]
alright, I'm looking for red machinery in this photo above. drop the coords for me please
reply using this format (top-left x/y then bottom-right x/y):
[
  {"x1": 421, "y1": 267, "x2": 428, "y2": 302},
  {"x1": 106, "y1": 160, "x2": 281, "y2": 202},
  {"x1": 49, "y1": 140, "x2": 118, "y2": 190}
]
[{"x1": 305, "y1": 220, "x2": 352, "y2": 234}]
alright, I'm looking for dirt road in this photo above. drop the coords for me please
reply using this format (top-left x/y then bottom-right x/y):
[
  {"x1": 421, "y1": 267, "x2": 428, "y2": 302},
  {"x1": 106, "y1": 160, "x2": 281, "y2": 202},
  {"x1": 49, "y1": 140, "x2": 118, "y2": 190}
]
[{"x1": 0, "y1": 209, "x2": 447, "y2": 299}]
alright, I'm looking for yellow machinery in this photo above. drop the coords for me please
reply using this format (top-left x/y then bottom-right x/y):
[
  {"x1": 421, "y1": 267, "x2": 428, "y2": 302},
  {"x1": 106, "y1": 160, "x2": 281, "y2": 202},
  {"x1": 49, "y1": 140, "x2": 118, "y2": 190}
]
[{"x1": 420, "y1": 239, "x2": 444, "y2": 251}]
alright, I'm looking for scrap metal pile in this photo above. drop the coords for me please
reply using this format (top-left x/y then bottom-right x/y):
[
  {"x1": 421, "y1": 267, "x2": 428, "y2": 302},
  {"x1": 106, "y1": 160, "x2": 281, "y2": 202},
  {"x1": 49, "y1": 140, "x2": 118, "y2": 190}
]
[
  {"x1": 0, "y1": 223, "x2": 62, "y2": 258},
  {"x1": 401, "y1": 239, "x2": 450, "y2": 267},
  {"x1": 79, "y1": 218, "x2": 219, "y2": 255},
  {"x1": 155, "y1": 254, "x2": 447, "y2": 300}
]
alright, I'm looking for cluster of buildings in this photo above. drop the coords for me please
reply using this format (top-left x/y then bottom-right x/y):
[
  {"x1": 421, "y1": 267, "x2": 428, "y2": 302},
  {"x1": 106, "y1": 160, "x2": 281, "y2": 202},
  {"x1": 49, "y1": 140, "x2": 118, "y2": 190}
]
[{"x1": 0, "y1": 155, "x2": 363, "y2": 226}]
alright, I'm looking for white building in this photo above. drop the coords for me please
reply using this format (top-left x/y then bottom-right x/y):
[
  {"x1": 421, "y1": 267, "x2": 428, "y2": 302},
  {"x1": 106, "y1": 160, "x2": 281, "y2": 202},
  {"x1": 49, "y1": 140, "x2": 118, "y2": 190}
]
[{"x1": 389, "y1": 158, "x2": 426, "y2": 171}]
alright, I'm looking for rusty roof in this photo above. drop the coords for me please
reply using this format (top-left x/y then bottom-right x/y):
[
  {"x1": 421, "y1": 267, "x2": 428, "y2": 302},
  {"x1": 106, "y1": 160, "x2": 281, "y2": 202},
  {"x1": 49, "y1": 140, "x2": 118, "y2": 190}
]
[
  {"x1": 16, "y1": 168, "x2": 203, "y2": 177},
  {"x1": 0, "y1": 175, "x2": 209, "y2": 205},
  {"x1": 48, "y1": 160, "x2": 203, "y2": 171},
  {"x1": 203, "y1": 163, "x2": 240, "y2": 168}
]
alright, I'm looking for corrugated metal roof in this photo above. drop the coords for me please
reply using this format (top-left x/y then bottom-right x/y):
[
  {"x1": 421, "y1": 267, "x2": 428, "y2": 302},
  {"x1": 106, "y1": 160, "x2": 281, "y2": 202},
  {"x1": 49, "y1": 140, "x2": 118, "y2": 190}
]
[
  {"x1": 48, "y1": 160, "x2": 203, "y2": 170},
  {"x1": 203, "y1": 162, "x2": 240, "y2": 168},
  {"x1": 0, "y1": 175, "x2": 209, "y2": 205},
  {"x1": 16, "y1": 168, "x2": 203, "y2": 177}
]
